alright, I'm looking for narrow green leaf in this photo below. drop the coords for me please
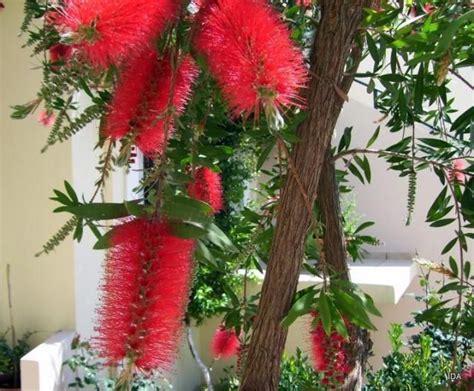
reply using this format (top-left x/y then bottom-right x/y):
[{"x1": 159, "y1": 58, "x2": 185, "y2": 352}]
[
  {"x1": 93, "y1": 228, "x2": 116, "y2": 250},
  {"x1": 170, "y1": 221, "x2": 208, "y2": 239},
  {"x1": 366, "y1": 126, "x2": 380, "y2": 148},
  {"x1": 442, "y1": 237, "x2": 457, "y2": 255},
  {"x1": 257, "y1": 140, "x2": 276, "y2": 171},
  {"x1": 282, "y1": 289, "x2": 316, "y2": 328},
  {"x1": 354, "y1": 221, "x2": 375, "y2": 235},
  {"x1": 319, "y1": 291, "x2": 332, "y2": 335},
  {"x1": 124, "y1": 201, "x2": 147, "y2": 218},
  {"x1": 433, "y1": 10, "x2": 474, "y2": 58},
  {"x1": 347, "y1": 162, "x2": 365, "y2": 184},
  {"x1": 449, "y1": 256, "x2": 458, "y2": 277},
  {"x1": 162, "y1": 194, "x2": 212, "y2": 224},
  {"x1": 464, "y1": 261, "x2": 471, "y2": 280},
  {"x1": 414, "y1": 63, "x2": 424, "y2": 113},
  {"x1": 65, "y1": 203, "x2": 130, "y2": 220},
  {"x1": 429, "y1": 218, "x2": 455, "y2": 227},
  {"x1": 419, "y1": 138, "x2": 452, "y2": 149}
]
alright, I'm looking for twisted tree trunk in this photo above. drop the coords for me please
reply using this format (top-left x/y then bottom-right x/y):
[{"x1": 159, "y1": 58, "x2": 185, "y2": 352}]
[{"x1": 240, "y1": 2, "x2": 371, "y2": 389}]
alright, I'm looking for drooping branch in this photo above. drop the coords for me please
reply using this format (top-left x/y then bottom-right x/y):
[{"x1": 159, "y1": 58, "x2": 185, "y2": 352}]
[{"x1": 186, "y1": 322, "x2": 214, "y2": 391}]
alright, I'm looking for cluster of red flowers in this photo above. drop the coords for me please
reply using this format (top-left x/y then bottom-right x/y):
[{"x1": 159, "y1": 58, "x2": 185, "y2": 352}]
[
  {"x1": 194, "y1": 0, "x2": 307, "y2": 117},
  {"x1": 60, "y1": 0, "x2": 179, "y2": 69},
  {"x1": 310, "y1": 315, "x2": 353, "y2": 386},
  {"x1": 188, "y1": 167, "x2": 224, "y2": 214},
  {"x1": 210, "y1": 325, "x2": 241, "y2": 359},
  {"x1": 449, "y1": 158, "x2": 466, "y2": 184},
  {"x1": 104, "y1": 49, "x2": 198, "y2": 156},
  {"x1": 53, "y1": 0, "x2": 305, "y2": 374},
  {"x1": 95, "y1": 219, "x2": 195, "y2": 371}
]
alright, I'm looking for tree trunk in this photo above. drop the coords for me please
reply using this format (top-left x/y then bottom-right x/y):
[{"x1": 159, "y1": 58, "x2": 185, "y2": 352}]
[
  {"x1": 240, "y1": 2, "x2": 371, "y2": 389},
  {"x1": 318, "y1": 157, "x2": 372, "y2": 391}
]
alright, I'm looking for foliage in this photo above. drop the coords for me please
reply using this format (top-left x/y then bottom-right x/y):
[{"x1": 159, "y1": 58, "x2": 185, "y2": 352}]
[
  {"x1": 215, "y1": 349, "x2": 323, "y2": 391},
  {"x1": 364, "y1": 324, "x2": 452, "y2": 390},
  {"x1": 14, "y1": 0, "x2": 474, "y2": 385},
  {"x1": 0, "y1": 331, "x2": 33, "y2": 388},
  {"x1": 64, "y1": 336, "x2": 170, "y2": 390}
]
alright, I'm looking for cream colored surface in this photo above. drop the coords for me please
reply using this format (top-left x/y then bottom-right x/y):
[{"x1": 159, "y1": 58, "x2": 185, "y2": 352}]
[{"x1": 0, "y1": 2, "x2": 75, "y2": 345}]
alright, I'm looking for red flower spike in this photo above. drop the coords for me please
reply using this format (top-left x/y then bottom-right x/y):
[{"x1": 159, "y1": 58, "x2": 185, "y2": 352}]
[
  {"x1": 60, "y1": 0, "x2": 180, "y2": 68},
  {"x1": 296, "y1": 0, "x2": 312, "y2": 7},
  {"x1": 449, "y1": 158, "x2": 466, "y2": 184},
  {"x1": 38, "y1": 111, "x2": 56, "y2": 127},
  {"x1": 188, "y1": 167, "x2": 224, "y2": 214},
  {"x1": 49, "y1": 43, "x2": 73, "y2": 66},
  {"x1": 194, "y1": 0, "x2": 307, "y2": 118},
  {"x1": 105, "y1": 49, "x2": 198, "y2": 156},
  {"x1": 310, "y1": 312, "x2": 353, "y2": 385},
  {"x1": 95, "y1": 219, "x2": 195, "y2": 371},
  {"x1": 211, "y1": 325, "x2": 240, "y2": 359}
]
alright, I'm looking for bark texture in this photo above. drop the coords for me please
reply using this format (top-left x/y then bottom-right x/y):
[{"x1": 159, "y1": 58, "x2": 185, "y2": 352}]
[{"x1": 240, "y1": 2, "x2": 370, "y2": 389}]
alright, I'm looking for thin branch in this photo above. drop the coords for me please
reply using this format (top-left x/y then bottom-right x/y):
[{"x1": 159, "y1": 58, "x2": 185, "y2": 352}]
[
  {"x1": 449, "y1": 68, "x2": 474, "y2": 90},
  {"x1": 186, "y1": 323, "x2": 214, "y2": 391},
  {"x1": 444, "y1": 171, "x2": 465, "y2": 372}
]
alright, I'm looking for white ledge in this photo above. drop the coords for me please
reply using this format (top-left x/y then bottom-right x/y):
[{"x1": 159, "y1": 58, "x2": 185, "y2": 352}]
[
  {"x1": 247, "y1": 253, "x2": 417, "y2": 305},
  {"x1": 21, "y1": 331, "x2": 75, "y2": 391}
]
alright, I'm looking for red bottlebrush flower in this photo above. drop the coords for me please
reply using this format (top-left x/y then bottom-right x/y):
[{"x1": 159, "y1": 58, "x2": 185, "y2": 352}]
[
  {"x1": 105, "y1": 49, "x2": 198, "y2": 156},
  {"x1": 95, "y1": 219, "x2": 195, "y2": 371},
  {"x1": 188, "y1": 167, "x2": 223, "y2": 214},
  {"x1": 449, "y1": 159, "x2": 466, "y2": 184},
  {"x1": 194, "y1": 0, "x2": 307, "y2": 118},
  {"x1": 296, "y1": 0, "x2": 312, "y2": 7},
  {"x1": 211, "y1": 325, "x2": 240, "y2": 359},
  {"x1": 423, "y1": 3, "x2": 435, "y2": 13},
  {"x1": 38, "y1": 111, "x2": 56, "y2": 127},
  {"x1": 49, "y1": 43, "x2": 73, "y2": 65},
  {"x1": 60, "y1": 0, "x2": 180, "y2": 68},
  {"x1": 310, "y1": 313, "x2": 352, "y2": 385}
]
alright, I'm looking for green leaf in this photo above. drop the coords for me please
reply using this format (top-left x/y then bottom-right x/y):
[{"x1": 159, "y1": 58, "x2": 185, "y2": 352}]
[
  {"x1": 429, "y1": 218, "x2": 455, "y2": 227},
  {"x1": 449, "y1": 256, "x2": 458, "y2": 277},
  {"x1": 464, "y1": 261, "x2": 471, "y2": 280},
  {"x1": 427, "y1": 187, "x2": 448, "y2": 221},
  {"x1": 347, "y1": 162, "x2": 365, "y2": 184},
  {"x1": 52, "y1": 190, "x2": 73, "y2": 206},
  {"x1": 338, "y1": 127, "x2": 352, "y2": 153},
  {"x1": 419, "y1": 138, "x2": 452, "y2": 149},
  {"x1": 451, "y1": 107, "x2": 474, "y2": 135},
  {"x1": 205, "y1": 223, "x2": 237, "y2": 252},
  {"x1": 170, "y1": 221, "x2": 208, "y2": 239},
  {"x1": 124, "y1": 201, "x2": 147, "y2": 218},
  {"x1": 433, "y1": 10, "x2": 474, "y2": 58},
  {"x1": 442, "y1": 237, "x2": 457, "y2": 255},
  {"x1": 65, "y1": 203, "x2": 131, "y2": 220},
  {"x1": 366, "y1": 32, "x2": 380, "y2": 69},
  {"x1": 355, "y1": 155, "x2": 371, "y2": 183},
  {"x1": 64, "y1": 181, "x2": 78, "y2": 204},
  {"x1": 257, "y1": 140, "x2": 276, "y2": 171},
  {"x1": 354, "y1": 221, "x2": 375, "y2": 234},
  {"x1": 93, "y1": 228, "x2": 116, "y2": 250},
  {"x1": 319, "y1": 291, "x2": 332, "y2": 335},
  {"x1": 332, "y1": 287, "x2": 376, "y2": 330},
  {"x1": 438, "y1": 281, "x2": 462, "y2": 294},
  {"x1": 366, "y1": 126, "x2": 380, "y2": 148},
  {"x1": 414, "y1": 63, "x2": 424, "y2": 113},
  {"x1": 162, "y1": 194, "x2": 212, "y2": 223},
  {"x1": 282, "y1": 289, "x2": 316, "y2": 328}
]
